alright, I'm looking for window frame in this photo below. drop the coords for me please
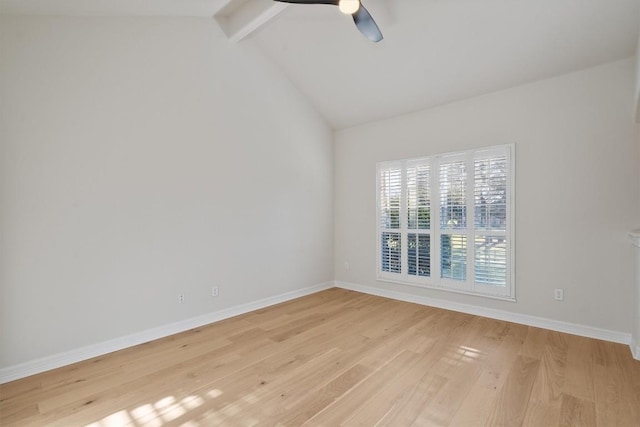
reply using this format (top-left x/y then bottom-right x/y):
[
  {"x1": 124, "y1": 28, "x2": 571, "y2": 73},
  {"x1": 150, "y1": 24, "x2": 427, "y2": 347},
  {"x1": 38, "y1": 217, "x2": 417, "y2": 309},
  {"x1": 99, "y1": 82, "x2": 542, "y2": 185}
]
[{"x1": 376, "y1": 144, "x2": 515, "y2": 301}]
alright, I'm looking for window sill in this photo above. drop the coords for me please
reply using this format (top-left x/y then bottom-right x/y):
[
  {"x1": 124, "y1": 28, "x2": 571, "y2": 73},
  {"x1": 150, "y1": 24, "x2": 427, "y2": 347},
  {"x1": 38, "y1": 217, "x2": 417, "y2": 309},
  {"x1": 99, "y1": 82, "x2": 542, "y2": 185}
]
[{"x1": 376, "y1": 276, "x2": 517, "y2": 302}]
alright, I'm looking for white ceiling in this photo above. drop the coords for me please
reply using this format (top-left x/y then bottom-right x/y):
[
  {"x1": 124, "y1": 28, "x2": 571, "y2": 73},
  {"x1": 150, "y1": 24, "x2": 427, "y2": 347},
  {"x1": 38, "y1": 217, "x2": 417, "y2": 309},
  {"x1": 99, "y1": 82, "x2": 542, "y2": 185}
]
[
  {"x1": 253, "y1": 0, "x2": 640, "y2": 128},
  {"x1": 2, "y1": 0, "x2": 639, "y2": 129}
]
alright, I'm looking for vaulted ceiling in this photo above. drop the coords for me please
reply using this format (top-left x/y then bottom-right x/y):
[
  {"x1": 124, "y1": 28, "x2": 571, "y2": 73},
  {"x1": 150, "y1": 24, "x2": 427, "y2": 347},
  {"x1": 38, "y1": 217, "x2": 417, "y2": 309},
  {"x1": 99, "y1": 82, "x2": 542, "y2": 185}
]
[{"x1": 2, "y1": 0, "x2": 639, "y2": 129}]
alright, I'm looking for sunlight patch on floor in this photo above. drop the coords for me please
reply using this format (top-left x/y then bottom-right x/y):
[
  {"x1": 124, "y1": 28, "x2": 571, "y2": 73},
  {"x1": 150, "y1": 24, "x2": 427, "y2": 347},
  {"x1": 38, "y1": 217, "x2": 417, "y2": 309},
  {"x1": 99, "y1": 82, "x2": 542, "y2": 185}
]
[
  {"x1": 458, "y1": 345, "x2": 483, "y2": 363},
  {"x1": 160, "y1": 401, "x2": 186, "y2": 422},
  {"x1": 182, "y1": 395, "x2": 205, "y2": 409},
  {"x1": 86, "y1": 389, "x2": 224, "y2": 427},
  {"x1": 206, "y1": 389, "x2": 223, "y2": 399},
  {"x1": 130, "y1": 403, "x2": 161, "y2": 425},
  {"x1": 85, "y1": 409, "x2": 132, "y2": 427}
]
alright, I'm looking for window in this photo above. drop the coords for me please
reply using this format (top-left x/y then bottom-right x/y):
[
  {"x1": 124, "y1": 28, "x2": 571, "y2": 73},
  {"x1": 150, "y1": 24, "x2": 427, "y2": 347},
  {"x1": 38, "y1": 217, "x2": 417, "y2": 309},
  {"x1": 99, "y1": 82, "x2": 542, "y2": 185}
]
[{"x1": 377, "y1": 145, "x2": 514, "y2": 300}]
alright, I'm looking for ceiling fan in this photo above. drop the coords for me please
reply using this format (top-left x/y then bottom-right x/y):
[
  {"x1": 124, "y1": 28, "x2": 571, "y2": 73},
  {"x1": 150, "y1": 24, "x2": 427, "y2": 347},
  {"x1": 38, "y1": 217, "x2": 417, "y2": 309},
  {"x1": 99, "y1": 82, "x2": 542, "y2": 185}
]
[{"x1": 273, "y1": 0, "x2": 383, "y2": 42}]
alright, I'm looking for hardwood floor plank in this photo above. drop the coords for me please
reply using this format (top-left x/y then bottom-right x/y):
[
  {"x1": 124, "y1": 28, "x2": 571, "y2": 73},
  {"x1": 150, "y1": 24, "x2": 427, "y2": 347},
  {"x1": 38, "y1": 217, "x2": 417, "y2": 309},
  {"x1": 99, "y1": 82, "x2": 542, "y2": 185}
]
[
  {"x1": 304, "y1": 350, "x2": 419, "y2": 425},
  {"x1": 559, "y1": 393, "x2": 596, "y2": 427},
  {"x1": 564, "y1": 334, "x2": 596, "y2": 402},
  {"x1": 448, "y1": 384, "x2": 498, "y2": 427},
  {"x1": 344, "y1": 343, "x2": 456, "y2": 426},
  {"x1": 255, "y1": 364, "x2": 373, "y2": 427},
  {"x1": 592, "y1": 342, "x2": 640, "y2": 427},
  {"x1": 484, "y1": 355, "x2": 541, "y2": 426},
  {"x1": 521, "y1": 343, "x2": 567, "y2": 427}
]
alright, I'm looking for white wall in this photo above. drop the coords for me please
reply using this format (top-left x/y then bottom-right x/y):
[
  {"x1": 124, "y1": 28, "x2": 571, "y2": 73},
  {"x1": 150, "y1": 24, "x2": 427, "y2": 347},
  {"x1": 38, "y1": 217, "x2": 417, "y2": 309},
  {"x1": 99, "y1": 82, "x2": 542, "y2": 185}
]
[
  {"x1": 335, "y1": 58, "x2": 639, "y2": 334},
  {"x1": 635, "y1": 35, "x2": 640, "y2": 122},
  {"x1": 0, "y1": 15, "x2": 333, "y2": 368}
]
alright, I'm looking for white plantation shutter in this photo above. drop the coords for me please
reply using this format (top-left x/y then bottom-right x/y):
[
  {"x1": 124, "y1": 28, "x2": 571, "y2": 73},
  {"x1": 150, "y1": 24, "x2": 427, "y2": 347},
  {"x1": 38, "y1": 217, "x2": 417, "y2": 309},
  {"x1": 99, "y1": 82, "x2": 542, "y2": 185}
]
[
  {"x1": 474, "y1": 236, "x2": 506, "y2": 285},
  {"x1": 440, "y1": 234, "x2": 467, "y2": 281},
  {"x1": 381, "y1": 232, "x2": 402, "y2": 273},
  {"x1": 376, "y1": 145, "x2": 513, "y2": 300},
  {"x1": 406, "y1": 162, "x2": 431, "y2": 278},
  {"x1": 438, "y1": 156, "x2": 468, "y2": 283},
  {"x1": 439, "y1": 159, "x2": 467, "y2": 230},
  {"x1": 379, "y1": 168, "x2": 402, "y2": 230},
  {"x1": 474, "y1": 152, "x2": 508, "y2": 286},
  {"x1": 379, "y1": 166, "x2": 402, "y2": 274},
  {"x1": 474, "y1": 155, "x2": 507, "y2": 231},
  {"x1": 407, "y1": 163, "x2": 430, "y2": 230},
  {"x1": 407, "y1": 234, "x2": 430, "y2": 277}
]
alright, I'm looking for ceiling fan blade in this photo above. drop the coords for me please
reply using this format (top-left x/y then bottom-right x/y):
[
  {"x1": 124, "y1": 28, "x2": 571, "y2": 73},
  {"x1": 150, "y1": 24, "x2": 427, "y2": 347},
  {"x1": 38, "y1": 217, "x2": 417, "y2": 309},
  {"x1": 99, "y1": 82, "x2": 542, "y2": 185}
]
[
  {"x1": 352, "y1": 4, "x2": 383, "y2": 42},
  {"x1": 273, "y1": 0, "x2": 339, "y2": 4}
]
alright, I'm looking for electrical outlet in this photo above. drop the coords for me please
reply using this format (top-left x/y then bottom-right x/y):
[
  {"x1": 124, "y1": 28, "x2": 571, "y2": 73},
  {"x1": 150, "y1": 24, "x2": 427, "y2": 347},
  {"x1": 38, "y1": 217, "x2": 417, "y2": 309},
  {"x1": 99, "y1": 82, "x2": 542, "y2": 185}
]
[
  {"x1": 554, "y1": 289, "x2": 564, "y2": 301},
  {"x1": 179, "y1": 293, "x2": 185, "y2": 304},
  {"x1": 212, "y1": 286, "x2": 219, "y2": 297},
  {"x1": 344, "y1": 262, "x2": 350, "y2": 270}
]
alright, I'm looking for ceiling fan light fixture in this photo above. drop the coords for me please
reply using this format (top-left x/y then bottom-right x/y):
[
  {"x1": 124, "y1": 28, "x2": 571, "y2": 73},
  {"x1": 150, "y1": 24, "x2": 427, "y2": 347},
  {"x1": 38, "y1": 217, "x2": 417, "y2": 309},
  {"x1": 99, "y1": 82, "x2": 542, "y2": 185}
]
[
  {"x1": 338, "y1": 0, "x2": 360, "y2": 15},
  {"x1": 272, "y1": 0, "x2": 381, "y2": 42}
]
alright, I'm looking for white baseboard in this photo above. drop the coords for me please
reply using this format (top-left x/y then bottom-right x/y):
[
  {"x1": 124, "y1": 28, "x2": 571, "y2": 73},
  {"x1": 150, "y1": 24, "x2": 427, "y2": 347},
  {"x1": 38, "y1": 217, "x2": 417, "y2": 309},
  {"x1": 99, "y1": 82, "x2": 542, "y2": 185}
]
[
  {"x1": 336, "y1": 281, "x2": 634, "y2": 349},
  {"x1": 0, "y1": 282, "x2": 334, "y2": 384},
  {"x1": 631, "y1": 338, "x2": 640, "y2": 361}
]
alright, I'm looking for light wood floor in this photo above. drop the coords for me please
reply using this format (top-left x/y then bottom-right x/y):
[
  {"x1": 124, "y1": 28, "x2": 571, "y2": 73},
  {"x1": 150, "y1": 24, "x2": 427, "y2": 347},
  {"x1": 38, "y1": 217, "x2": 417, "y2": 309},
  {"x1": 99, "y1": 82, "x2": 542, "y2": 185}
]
[{"x1": 2, "y1": 288, "x2": 640, "y2": 426}]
